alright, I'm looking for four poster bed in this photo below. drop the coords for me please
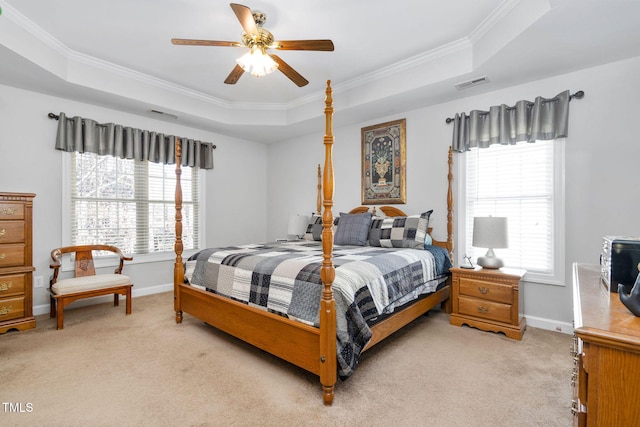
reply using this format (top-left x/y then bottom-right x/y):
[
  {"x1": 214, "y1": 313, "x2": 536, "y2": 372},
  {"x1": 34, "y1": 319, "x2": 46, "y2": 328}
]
[{"x1": 172, "y1": 81, "x2": 454, "y2": 405}]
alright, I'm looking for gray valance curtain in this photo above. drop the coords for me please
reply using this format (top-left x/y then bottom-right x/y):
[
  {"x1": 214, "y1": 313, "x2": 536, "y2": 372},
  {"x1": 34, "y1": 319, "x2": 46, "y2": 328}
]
[
  {"x1": 54, "y1": 112, "x2": 215, "y2": 169},
  {"x1": 451, "y1": 90, "x2": 570, "y2": 152}
]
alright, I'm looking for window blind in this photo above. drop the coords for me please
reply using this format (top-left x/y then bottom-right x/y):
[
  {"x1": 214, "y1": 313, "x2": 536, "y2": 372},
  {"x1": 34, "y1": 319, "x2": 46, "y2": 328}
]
[
  {"x1": 71, "y1": 152, "x2": 199, "y2": 255},
  {"x1": 465, "y1": 140, "x2": 554, "y2": 274}
]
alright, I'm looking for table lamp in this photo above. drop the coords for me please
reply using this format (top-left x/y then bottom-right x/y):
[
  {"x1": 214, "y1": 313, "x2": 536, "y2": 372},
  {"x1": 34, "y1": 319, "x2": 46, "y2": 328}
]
[
  {"x1": 472, "y1": 216, "x2": 508, "y2": 269},
  {"x1": 287, "y1": 214, "x2": 309, "y2": 240}
]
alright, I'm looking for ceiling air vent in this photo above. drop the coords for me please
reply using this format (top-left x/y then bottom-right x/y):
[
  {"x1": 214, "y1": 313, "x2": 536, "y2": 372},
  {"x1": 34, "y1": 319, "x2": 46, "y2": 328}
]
[
  {"x1": 454, "y1": 76, "x2": 490, "y2": 90},
  {"x1": 150, "y1": 109, "x2": 178, "y2": 120}
]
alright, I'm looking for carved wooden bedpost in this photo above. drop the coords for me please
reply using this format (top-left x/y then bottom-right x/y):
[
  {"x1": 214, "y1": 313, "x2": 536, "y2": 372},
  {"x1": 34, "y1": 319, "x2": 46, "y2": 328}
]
[
  {"x1": 447, "y1": 146, "x2": 454, "y2": 262},
  {"x1": 319, "y1": 80, "x2": 337, "y2": 406},
  {"x1": 316, "y1": 164, "x2": 322, "y2": 215},
  {"x1": 174, "y1": 138, "x2": 184, "y2": 324}
]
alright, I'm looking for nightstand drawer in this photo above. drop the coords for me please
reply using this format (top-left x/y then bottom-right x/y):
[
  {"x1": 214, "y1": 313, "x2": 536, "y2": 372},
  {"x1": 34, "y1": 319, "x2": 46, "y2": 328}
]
[
  {"x1": 459, "y1": 277, "x2": 513, "y2": 304},
  {"x1": 0, "y1": 273, "x2": 26, "y2": 298},
  {"x1": 458, "y1": 295, "x2": 512, "y2": 323},
  {"x1": 0, "y1": 296, "x2": 25, "y2": 321}
]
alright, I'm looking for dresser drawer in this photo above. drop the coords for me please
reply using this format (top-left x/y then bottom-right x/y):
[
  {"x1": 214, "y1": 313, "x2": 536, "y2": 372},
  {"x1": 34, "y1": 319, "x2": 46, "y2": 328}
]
[
  {"x1": 0, "y1": 221, "x2": 25, "y2": 244},
  {"x1": 459, "y1": 277, "x2": 513, "y2": 304},
  {"x1": 0, "y1": 296, "x2": 25, "y2": 321},
  {"x1": 0, "y1": 273, "x2": 26, "y2": 298},
  {"x1": 0, "y1": 244, "x2": 26, "y2": 268},
  {"x1": 458, "y1": 295, "x2": 512, "y2": 323},
  {"x1": 0, "y1": 203, "x2": 25, "y2": 220}
]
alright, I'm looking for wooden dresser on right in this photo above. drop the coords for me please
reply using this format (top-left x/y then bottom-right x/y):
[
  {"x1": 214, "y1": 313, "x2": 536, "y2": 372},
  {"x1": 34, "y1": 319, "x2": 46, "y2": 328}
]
[{"x1": 572, "y1": 263, "x2": 640, "y2": 426}]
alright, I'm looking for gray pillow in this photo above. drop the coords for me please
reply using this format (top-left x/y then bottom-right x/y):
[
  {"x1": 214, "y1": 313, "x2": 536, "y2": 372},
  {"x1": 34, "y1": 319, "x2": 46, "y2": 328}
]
[{"x1": 334, "y1": 212, "x2": 373, "y2": 246}]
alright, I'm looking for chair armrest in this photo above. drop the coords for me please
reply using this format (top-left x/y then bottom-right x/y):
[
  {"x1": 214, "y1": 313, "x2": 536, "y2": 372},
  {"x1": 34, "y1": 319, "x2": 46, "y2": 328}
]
[
  {"x1": 107, "y1": 246, "x2": 133, "y2": 274},
  {"x1": 49, "y1": 249, "x2": 64, "y2": 285}
]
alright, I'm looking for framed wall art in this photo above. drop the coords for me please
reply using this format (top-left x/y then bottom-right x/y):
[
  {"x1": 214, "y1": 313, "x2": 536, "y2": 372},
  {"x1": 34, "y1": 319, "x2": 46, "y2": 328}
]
[{"x1": 361, "y1": 118, "x2": 406, "y2": 204}]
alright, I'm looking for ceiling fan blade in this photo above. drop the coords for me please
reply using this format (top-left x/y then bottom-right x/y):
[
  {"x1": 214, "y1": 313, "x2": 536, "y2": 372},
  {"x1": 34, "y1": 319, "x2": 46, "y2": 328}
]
[
  {"x1": 230, "y1": 3, "x2": 258, "y2": 36},
  {"x1": 271, "y1": 40, "x2": 335, "y2": 51},
  {"x1": 171, "y1": 38, "x2": 242, "y2": 47},
  {"x1": 269, "y1": 54, "x2": 309, "y2": 87},
  {"x1": 224, "y1": 64, "x2": 245, "y2": 85}
]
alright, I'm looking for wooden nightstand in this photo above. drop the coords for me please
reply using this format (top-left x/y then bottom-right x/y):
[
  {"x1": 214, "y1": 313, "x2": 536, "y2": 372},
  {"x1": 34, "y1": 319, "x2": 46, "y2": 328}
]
[{"x1": 449, "y1": 267, "x2": 526, "y2": 340}]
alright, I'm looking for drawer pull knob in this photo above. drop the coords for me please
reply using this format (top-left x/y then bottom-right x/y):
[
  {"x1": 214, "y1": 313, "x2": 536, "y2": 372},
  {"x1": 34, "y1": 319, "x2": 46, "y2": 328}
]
[
  {"x1": 0, "y1": 282, "x2": 12, "y2": 291},
  {"x1": 0, "y1": 253, "x2": 5, "y2": 260},
  {"x1": 477, "y1": 306, "x2": 489, "y2": 313},
  {"x1": 0, "y1": 208, "x2": 16, "y2": 216},
  {"x1": 0, "y1": 306, "x2": 12, "y2": 316},
  {"x1": 478, "y1": 286, "x2": 489, "y2": 294},
  {"x1": 0, "y1": 229, "x2": 5, "y2": 236}
]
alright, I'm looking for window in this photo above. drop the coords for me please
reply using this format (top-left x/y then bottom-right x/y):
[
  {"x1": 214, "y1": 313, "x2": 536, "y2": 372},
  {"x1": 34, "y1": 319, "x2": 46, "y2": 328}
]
[
  {"x1": 461, "y1": 139, "x2": 564, "y2": 284},
  {"x1": 68, "y1": 152, "x2": 200, "y2": 256}
]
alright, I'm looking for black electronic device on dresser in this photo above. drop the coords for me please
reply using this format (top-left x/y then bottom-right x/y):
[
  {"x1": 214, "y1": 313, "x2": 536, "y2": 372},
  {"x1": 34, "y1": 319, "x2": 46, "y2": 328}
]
[{"x1": 601, "y1": 236, "x2": 640, "y2": 293}]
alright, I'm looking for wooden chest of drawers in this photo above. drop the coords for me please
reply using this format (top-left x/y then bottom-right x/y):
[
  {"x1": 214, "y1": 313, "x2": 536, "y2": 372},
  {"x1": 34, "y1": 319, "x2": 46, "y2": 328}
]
[
  {"x1": 449, "y1": 267, "x2": 526, "y2": 340},
  {"x1": 0, "y1": 192, "x2": 36, "y2": 333},
  {"x1": 572, "y1": 263, "x2": 640, "y2": 426}
]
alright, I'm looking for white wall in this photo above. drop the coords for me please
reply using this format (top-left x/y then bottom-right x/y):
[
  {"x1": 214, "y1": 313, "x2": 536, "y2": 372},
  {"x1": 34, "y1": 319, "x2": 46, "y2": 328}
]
[
  {"x1": 4, "y1": 54, "x2": 639, "y2": 328},
  {"x1": 0, "y1": 84, "x2": 268, "y2": 313},
  {"x1": 267, "y1": 55, "x2": 640, "y2": 330}
]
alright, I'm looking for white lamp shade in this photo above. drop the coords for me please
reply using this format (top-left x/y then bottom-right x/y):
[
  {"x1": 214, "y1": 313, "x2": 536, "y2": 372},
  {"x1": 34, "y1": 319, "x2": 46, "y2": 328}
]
[
  {"x1": 236, "y1": 47, "x2": 279, "y2": 77},
  {"x1": 472, "y1": 216, "x2": 508, "y2": 249},
  {"x1": 288, "y1": 215, "x2": 309, "y2": 237}
]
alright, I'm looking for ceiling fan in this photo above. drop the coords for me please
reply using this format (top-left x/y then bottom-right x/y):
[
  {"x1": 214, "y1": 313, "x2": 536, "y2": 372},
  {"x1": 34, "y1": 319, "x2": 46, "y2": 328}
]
[{"x1": 171, "y1": 3, "x2": 334, "y2": 87}]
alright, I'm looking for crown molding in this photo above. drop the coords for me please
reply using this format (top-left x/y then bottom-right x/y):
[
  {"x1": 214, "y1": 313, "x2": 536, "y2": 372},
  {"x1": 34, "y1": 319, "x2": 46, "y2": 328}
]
[
  {"x1": 0, "y1": 0, "x2": 541, "y2": 121},
  {"x1": 1, "y1": 2, "x2": 69, "y2": 56},
  {"x1": 469, "y1": 0, "x2": 523, "y2": 44},
  {"x1": 1, "y1": 1, "x2": 288, "y2": 112}
]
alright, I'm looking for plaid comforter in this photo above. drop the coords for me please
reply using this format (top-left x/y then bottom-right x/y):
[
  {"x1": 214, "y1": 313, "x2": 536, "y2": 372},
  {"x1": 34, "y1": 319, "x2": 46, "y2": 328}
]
[{"x1": 185, "y1": 240, "x2": 451, "y2": 379}]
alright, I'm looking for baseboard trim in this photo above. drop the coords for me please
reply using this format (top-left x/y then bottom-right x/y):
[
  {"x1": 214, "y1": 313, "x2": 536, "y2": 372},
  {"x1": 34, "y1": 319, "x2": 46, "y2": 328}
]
[
  {"x1": 525, "y1": 314, "x2": 574, "y2": 335},
  {"x1": 33, "y1": 283, "x2": 173, "y2": 316}
]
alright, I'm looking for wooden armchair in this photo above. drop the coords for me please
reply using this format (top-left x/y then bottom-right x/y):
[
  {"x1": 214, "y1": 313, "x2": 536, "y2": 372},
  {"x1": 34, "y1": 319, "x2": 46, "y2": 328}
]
[{"x1": 49, "y1": 245, "x2": 133, "y2": 330}]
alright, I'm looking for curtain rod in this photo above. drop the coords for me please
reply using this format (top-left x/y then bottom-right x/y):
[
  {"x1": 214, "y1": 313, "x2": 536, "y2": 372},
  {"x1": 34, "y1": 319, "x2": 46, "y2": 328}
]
[
  {"x1": 444, "y1": 90, "x2": 584, "y2": 124},
  {"x1": 47, "y1": 113, "x2": 216, "y2": 149}
]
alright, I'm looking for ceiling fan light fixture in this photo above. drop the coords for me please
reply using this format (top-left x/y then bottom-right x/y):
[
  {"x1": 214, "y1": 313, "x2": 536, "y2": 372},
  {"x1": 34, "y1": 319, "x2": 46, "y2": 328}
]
[
  {"x1": 236, "y1": 46, "x2": 278, "y2": 77},
  {"x1": 173, "y1": 3, "x2": 333, "y2": 86}
]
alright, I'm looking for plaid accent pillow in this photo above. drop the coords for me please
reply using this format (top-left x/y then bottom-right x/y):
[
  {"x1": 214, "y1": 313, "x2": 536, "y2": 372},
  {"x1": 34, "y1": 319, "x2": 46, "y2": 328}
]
[
  {"x1": 303, "y1": 214, "x2": 323, "y2": 241},
  {"x1": 334, "y1": 212, "x2": 373, "y2": 246},
  {"x1": 368, "y1": 210, "x2": 433, "y2": 248}
]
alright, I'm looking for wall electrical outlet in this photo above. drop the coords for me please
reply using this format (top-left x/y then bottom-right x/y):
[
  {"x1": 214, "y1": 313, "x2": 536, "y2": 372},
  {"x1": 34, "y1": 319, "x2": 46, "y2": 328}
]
[{"x1": 34, "y1": 276, "x2": 44, "y2": 288}]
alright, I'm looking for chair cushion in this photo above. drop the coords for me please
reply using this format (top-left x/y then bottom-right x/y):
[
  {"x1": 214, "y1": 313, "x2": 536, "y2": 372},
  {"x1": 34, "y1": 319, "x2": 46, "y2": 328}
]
[{"x1": 52, "y1": 274, "x2": 131, "y2": 295}]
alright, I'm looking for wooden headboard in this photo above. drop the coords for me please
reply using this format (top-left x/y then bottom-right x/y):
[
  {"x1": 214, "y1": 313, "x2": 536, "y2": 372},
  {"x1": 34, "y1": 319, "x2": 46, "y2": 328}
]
[
  {"x1": 379, "y1": 206, "x2": 406, "y2": 217},
  {"x1": 348, "y1": 205, "x2": 404, "y2": 217},
  {"x1": 348, "y1": 206, "x2": 369, "y2": 215}
]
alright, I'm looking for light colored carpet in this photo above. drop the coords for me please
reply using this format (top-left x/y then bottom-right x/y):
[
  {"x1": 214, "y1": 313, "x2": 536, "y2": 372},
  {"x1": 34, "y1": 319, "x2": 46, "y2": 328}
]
[{"x1": 0, "y1": 292, "x2": 573, "y2": 426}]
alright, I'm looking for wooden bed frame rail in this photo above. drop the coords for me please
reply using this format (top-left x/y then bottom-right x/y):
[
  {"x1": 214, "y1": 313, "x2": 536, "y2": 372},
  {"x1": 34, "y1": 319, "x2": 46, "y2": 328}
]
[{"x1": 173, "y1": 81, "x2": 454, "y2": 406}]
